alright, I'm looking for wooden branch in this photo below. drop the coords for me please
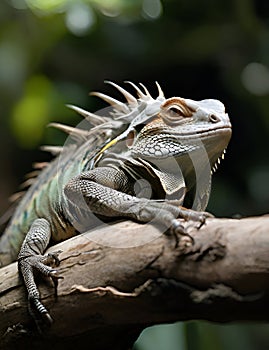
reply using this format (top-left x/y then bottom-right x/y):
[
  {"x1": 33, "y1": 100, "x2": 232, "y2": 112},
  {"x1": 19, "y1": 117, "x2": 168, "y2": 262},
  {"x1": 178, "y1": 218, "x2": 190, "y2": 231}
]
[{"x1": 1, "y1": 215, "x2": 269, "y2": 350}]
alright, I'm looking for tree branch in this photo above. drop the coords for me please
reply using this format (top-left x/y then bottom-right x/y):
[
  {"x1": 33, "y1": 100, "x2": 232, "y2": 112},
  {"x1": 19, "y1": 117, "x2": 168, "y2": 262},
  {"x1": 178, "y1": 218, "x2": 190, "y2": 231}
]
[{"x1": 1, "y1": 215, "x2": 269, "y2": 350}]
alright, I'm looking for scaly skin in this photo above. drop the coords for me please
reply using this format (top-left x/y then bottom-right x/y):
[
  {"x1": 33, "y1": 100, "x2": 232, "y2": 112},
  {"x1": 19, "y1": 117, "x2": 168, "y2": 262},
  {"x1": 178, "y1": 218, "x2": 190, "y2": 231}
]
[{"x1": 0, "y1": 81, "x2": 231, "y2": 327}]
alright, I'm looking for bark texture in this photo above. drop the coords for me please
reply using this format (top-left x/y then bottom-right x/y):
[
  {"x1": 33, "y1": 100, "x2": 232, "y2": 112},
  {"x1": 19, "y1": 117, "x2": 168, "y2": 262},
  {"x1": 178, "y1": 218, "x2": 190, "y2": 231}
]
[{"x1": 1, "y1": 215, "x2": 269, "y2": 350}]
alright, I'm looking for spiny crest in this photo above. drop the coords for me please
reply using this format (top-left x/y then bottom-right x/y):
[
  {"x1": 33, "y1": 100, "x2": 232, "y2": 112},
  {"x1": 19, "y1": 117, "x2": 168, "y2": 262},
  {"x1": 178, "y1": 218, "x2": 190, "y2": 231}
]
[
  {"x1": 17, "y1": 164, "x2": 49, "y2": 192},
  {"x1": 211, "y1": 149, "x2": 226, "y2": 174},
  {"x1": 94, "y1": 80, "x2": 165, "y2": 107},
  {"x1": 49, "y1": 81, "x2": 166, "y2": 143},
  {"x1": 3, "y1": 167, "x2": 45, "y2": 224},
  {"x1": 66, "y1": 105, "x2": 109, "y2": 126},
  {"x1": 40, "y1": 145, "x2": 63, "y2": 156},
  {"x1": 8, "y1": 165, "x2": 45, "y2": 206},
  {"x1": 48, "y1": 122, "x2": 90, "y2": 142},
  {"x1": 9, "y1": 191, "x2": 26, "y2": 203}
]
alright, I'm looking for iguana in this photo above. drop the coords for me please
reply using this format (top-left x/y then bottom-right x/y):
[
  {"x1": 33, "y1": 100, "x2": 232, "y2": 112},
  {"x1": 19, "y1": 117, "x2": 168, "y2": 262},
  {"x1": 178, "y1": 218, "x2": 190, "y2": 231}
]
[{"x1": 0, "y1": 81, "x2": 231, "y2": 327}]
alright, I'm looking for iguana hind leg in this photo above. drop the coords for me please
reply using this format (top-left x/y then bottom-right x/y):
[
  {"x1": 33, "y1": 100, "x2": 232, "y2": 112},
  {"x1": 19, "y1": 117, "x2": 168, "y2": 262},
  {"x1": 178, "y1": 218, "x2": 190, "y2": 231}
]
[{"x1": 18, "y1": 218, "x2": 62, "y2": 330}]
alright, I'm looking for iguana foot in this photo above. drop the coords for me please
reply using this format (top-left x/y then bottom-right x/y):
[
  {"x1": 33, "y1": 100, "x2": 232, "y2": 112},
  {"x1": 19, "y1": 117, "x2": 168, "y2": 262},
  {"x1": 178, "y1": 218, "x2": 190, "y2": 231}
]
[
  {"x1": 19, "y1": 250, "x2": 63, "y2": 331},
  {"x1": 168, "y1": 208, "x2": 213, "y2": 246},
  {"x1": 18, "y1": 219, "x2": 63, "y2": 331},
  {"x1": 177, "y1": 207, "x2": 213, "y2": 229}
]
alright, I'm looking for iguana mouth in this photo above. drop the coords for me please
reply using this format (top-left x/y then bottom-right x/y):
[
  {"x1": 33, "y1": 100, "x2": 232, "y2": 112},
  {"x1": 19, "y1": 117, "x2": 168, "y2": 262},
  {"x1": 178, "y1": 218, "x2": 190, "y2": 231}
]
[
  {"x1": 136, "y1": 125, "x2": 231, "y2": 144},
  {"x1": 194, "y1": 125, "x2": 232, "y2": 138},
  {"x1": 167, "y1": 124, "x2": 232, "y2": 138}
]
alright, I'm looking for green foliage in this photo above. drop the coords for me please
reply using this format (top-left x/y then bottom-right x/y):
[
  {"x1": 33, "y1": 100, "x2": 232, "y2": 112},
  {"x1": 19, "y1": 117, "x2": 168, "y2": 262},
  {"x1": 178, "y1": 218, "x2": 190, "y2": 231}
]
[{"x1": 11, "y1": 75, "x2": 54, "y2": 147}]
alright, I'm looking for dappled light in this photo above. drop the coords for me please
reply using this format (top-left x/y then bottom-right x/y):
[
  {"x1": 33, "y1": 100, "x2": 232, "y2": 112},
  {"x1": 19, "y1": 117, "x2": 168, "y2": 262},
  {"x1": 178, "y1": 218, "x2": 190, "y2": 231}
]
[
  {"x1": 241, "y1": 62, "x2": 269, "y2": 95},
  {"x1": 65, "y1": 3, "x2": 96, "y2": 35}
]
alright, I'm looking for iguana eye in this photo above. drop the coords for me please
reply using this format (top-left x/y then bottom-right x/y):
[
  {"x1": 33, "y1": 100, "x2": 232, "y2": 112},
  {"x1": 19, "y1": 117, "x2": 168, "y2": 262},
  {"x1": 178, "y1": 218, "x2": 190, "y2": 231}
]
[
  {"x1": 164, "y1": 105, "x2": 187, "y2": 124},
  {"x1": 169, "y1": 106, "x2": 185, "y2": 117},
  {"x1": 160, "y1": 97, "x2": 195, "y2": 125}
]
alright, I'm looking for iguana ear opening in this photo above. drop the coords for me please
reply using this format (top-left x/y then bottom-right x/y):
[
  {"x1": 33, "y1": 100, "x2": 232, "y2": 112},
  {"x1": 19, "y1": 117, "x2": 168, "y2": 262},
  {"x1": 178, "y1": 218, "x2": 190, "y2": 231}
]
[{"x1": 126, "y1": 130, "x2": 136, "y2": 148}]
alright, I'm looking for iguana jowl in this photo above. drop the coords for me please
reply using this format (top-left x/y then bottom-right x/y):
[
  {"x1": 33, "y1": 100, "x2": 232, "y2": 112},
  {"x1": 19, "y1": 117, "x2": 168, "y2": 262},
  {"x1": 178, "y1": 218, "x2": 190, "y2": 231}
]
[{"x1": 0, "y1": 81, "x2": 232, "y2": 326}]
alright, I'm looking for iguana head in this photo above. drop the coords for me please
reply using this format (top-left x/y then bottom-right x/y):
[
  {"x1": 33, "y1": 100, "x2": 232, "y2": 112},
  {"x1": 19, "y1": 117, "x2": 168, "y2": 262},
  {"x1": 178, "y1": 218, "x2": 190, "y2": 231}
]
[
  {"x1": 131, "y1": 95, "x2": 232, "y2": 171},
  {"x1": 92, "y1": 81, "x2": 231, "y2": 174}
]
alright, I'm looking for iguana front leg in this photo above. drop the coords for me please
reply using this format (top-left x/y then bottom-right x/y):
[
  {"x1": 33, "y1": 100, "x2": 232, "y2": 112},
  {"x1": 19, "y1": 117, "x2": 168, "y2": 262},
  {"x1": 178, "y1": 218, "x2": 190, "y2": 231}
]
[
  {"x1": 18, "y1": 218, "x2": 62, "y2": 330},
  {"x1": 64, "y1": 167, "x2": 208, "y2": 234}
]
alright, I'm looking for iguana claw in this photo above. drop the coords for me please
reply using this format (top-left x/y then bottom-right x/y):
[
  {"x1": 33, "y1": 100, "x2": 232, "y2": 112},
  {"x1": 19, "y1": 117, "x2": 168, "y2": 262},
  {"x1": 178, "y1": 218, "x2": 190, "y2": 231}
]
[
  {"x1": 19, "y1": 252, "x2": 63, "y2": 331},
  {"x1": 170, "y1": 219, "x2": 195, "y2": 246},
  {"x1": 169, "y1": 209, "x2": 213, "y2": 246}
]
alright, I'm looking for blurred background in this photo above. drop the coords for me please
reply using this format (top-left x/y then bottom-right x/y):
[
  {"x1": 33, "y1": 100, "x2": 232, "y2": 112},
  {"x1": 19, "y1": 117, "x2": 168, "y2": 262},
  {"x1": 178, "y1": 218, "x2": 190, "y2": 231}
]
[{"x1": 0, "y1": 0, "x2": 269, "y2": 349}]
